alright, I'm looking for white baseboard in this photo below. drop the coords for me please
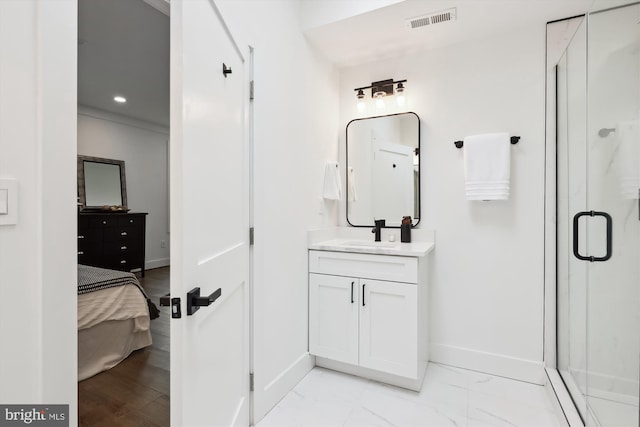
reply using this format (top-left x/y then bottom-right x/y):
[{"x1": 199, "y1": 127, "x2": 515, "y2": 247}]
[
  {"x1": 315, "y1": 357, "x2": 426, "y2": 391},
  {"x1": 253, "y1": 352, "x2": 314, "y2": 425},
  {"x1": 430, "y1": 343, "x2": 546, "y2": 385},
  {"x1": 145, "y1": 258, "x2": 170, "y2": 270}
]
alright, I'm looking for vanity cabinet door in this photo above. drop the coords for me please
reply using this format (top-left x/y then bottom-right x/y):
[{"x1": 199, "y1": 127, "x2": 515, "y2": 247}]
[
  {"x1": 359, "y1": 279, "x2": 418, "y2": 379},
  {"x1": 309, "y1": 273, "x2": 359, "y2": 365}
]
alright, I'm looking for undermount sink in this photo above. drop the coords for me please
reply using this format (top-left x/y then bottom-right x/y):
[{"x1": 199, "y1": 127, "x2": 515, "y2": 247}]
[{"x1": 341, "y1": 240, "x2": 400, "y2": 249}]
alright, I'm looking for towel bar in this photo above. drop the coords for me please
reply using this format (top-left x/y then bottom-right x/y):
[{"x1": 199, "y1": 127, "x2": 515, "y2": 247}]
[{"x1": 454, "y1": 136, "x2": 520, "y2": 148}]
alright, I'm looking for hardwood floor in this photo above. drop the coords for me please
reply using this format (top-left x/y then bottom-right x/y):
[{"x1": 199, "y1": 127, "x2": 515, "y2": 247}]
[{"x1": 78, "y1": 267, "x2": 170, "y2": 427}]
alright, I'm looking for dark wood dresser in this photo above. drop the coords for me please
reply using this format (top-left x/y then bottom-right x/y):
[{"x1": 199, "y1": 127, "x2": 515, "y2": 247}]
[{"x1": 78, "y1": 212, "x2": 148, "y2": 276}]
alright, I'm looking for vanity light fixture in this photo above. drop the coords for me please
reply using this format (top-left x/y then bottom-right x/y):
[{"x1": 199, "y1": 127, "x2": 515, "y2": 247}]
[
  {"x1": 113, "y1": 95, "x2": 127, "y2": 103},
  {"x1": 353, "y1": 78, "x2": 407, "y2": 112}
]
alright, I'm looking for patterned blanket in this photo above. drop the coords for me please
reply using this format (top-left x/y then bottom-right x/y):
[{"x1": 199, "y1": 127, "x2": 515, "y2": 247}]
[{"x1": 78, "y1": 264, "x2": 160, "y2": 319}]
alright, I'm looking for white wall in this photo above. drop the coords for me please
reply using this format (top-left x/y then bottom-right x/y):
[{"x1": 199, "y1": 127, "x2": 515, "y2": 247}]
[
  {"x1": 0, "y1": 0, "x2": 77, "y2": 423},
  {"x1": 340, "y1": 24, "x2": 548, "y2": 383},
  {"x1": 78, "y1": 107, "x2": 170, "y2": 269},
  {"x1": 215, "y1": 0, "x2": 340, "y2": 422}
]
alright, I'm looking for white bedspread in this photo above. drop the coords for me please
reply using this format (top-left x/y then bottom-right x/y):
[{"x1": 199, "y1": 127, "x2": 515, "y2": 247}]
[{"x1": 78, "y1": 284, "x2": 150, "y2": 332}]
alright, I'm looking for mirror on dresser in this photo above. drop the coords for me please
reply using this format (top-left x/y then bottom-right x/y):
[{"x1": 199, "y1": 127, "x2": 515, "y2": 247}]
[
  {"x1": 346, "y1": 112, "x2": 420, "y2": 227},
  {"x1": 77, "y1": 155, "x2": 147, "y2": 276},
  {"x1": 77, "y1": 155, "x2": 128, "y2": 210}
]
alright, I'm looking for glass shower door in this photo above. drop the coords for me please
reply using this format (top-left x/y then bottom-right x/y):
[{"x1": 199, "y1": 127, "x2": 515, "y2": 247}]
[
  {"x1": 557, "y1": 18, "x2": 588, "y2": 420},
  {"x1": 584, "y1": 3, "x2": 640, "y2": 426}
]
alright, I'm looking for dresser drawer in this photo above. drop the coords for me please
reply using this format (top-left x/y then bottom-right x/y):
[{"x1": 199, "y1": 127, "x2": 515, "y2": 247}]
[
  {"x1": 105, "y1": 253, "x2": 142, "y2": 270},
  {"x1": 78, "y1": 241, "x2": 102, "y2": 255},
  {"x1": 309, "y1": 250, "x2": 418, "y2": 284},
  {"x1": 78, "y1": 247, "x2": 103, "y2": 266},
  {"x1": 103, "y1": 226, "x2": 141, "y2": 241},
  {"x1": 104, "y1": 240, "x2": 141, "y2": 255},
  {"x1": 77, "y1": 228, "x2": 102, "y2": 242},
  {"x1": 118, "y1": 215, "x2": 144, "y2": 226},
  {"x1": 89, "y1": 216, "x2": 118, "y2": 228}
]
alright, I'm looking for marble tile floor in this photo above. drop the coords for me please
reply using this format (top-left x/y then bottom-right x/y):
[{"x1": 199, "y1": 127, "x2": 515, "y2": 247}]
[{"x1": 256, "y1": 363, "x2": 566, "y2": 427}]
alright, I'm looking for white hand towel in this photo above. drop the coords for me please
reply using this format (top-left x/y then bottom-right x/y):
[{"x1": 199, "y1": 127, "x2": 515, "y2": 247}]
[
  {"x1": 615, "y1": 120, "x2": 640, "y2": 199},
  {"x1": 348, "y1": 167, "x2": 358, "y2": 202},
  {"x1": 463, "y1": 132, "x2": 511, "y2": 200},
  {"x1": 323, "y1": 161, "x2": 342, "y2": 200}
]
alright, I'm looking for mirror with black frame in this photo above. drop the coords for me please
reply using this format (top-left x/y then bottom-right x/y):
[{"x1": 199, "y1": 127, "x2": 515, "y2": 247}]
[
  {"x1": 77, "y1": 155, "x2": 128, "y2": 211},
  {"x1": 346, "y1": 112, "x2": 420, "y2": 227}
]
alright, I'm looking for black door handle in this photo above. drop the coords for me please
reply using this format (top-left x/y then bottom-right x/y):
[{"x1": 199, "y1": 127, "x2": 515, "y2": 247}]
[
  {"x1": 187, "y1": 287, "x2": 222, "y2": 315},
  {"x1": 350, "y1": 281, "x2": 354, "y2": 304},
  {"x1": 573, "y1": 210, "x2": 612, "y2": 262},
  {"x1": 362, "y1": 284, "x2": 366, "y2": 306}
]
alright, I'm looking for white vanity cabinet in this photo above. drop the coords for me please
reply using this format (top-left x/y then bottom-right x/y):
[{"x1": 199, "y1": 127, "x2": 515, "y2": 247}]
[{"x1": 308, "y1": 249, "x2": 428, "y2": 390}]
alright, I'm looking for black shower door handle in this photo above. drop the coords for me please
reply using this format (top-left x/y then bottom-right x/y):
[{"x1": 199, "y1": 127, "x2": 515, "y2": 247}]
[{"x1": 573, "y1": 210, "x2": 612, "y2": 262}]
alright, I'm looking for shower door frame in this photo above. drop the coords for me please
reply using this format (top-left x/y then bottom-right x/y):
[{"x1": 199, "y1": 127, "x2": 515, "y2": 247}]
[
  {"x1": 544, "y1": 14, "x2": 588, "y2": 427},
  {"x1": 545, "y1": 4, "x2": 640, "y2": 426}
]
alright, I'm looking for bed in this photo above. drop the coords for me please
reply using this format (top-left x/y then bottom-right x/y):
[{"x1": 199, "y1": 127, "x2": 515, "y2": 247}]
[{"x1": 77, "y1": 264, "x2": 158, "y2": 381}]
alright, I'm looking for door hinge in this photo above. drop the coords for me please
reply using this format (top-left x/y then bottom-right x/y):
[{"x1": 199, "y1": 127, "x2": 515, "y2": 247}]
[
  {"x1": 249, "y1": 80, "x2": 254, "y2": 100},
  {"x1": 249, "y1": 227, "x2": 254, "y2": 246},
  {"x1": 249, "y1": 372, "x2": 254, "y2": 392}
]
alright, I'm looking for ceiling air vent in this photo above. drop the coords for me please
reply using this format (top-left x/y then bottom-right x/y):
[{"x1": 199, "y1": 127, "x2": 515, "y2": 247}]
[{"x1": 406, "y1": 8, "x2": 457, "y2": 29}]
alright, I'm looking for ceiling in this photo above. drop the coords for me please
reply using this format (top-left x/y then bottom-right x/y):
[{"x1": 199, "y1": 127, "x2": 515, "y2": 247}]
[
  {"x1": 304, "y1": 0, "x2": 594, "y2": 67},
  {"x1": 78, "y1": 0, "x2": 169, "y2": 127},
  {"x1": 77, "y1": 0, "x2": 595, "y2": 127}
]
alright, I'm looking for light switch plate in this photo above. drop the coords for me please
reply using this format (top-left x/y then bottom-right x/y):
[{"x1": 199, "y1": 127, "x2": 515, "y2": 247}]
[
  {"x1": 0, "y1": 189, "x2": 8, "y2": 214},
  {"x1": 0, "y1": 179, "x2": 18, "y2": 225}
]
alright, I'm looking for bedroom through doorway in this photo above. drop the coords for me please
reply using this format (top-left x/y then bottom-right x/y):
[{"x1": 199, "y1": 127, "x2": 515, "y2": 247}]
[{"x1": 76, "y1": 1, "x2": 170, "y2": 426}]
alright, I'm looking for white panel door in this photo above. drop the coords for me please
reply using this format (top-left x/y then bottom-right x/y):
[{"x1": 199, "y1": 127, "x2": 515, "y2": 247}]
[
  {"x1": 170, "y1": 1, "x2": 249, "y2": 426},
  {"x1": 359, "y1": 279, "x2": 417, "y2": 378},
  {"x1": 372, "y1": 142, "x2": 414, "y2": 222},
  {"x1": 309, "y1": 273, "x2": 359, "y2": 365}
]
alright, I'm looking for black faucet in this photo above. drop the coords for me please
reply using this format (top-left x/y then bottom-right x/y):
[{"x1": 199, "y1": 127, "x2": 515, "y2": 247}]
[{"x1": 371, "y1": 219, "x2": 386, "y2": 242}]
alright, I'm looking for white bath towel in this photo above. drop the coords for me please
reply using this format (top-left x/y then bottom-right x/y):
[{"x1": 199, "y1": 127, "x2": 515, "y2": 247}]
[
  {"x1": 463, "y1": 132, "x2": 511, "y2": 200},
  {"x1": 323, "y1": 161, "x2": 342, "y2": 200},
  {"x1": 348, "y1": 167, "x2": 357, "y2": 202},
  {"x1": 616, "y1": 120, "x2": 640, "y2": 199}
]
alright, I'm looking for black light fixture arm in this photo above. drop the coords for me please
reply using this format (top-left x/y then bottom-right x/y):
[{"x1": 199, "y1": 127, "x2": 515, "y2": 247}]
[
  {"x1": 354, "y1": 79, "x2": 407, "y2": 98},
  {"x1": 353, "y1": 79, "x2": 407, "y2": 92}
]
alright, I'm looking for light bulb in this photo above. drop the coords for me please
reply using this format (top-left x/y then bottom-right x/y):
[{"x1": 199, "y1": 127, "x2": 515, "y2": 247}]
[
  {"x1": 356, "y1": 89, "x2": 366, "y2": 113},
  {"x1": 374, "y1": 91, "x2": 386, "y2": 111},
  {"x1": 396, "y1": 83, "x2": 406, "y2": 107}
]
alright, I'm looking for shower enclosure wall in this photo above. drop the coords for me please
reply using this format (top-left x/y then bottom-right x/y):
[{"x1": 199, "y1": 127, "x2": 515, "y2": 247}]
[{"x1": 550, "y1": 2, "x2": 640, "y2": 426}]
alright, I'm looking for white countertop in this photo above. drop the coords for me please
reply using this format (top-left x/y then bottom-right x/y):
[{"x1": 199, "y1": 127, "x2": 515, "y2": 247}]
[{"x1": 309, "y1": 238, "x2": 435, "y2": 257}]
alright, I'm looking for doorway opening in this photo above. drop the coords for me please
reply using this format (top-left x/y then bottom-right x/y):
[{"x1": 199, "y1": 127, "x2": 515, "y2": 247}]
[{"x1": 76, "y1": 0, "x2": 170, "y2": 425}]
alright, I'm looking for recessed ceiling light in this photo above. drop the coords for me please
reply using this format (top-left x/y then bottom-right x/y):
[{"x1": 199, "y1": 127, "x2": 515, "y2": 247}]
[{"x1": 113, "y1": 96, "x2": 127, "y2": 103}]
